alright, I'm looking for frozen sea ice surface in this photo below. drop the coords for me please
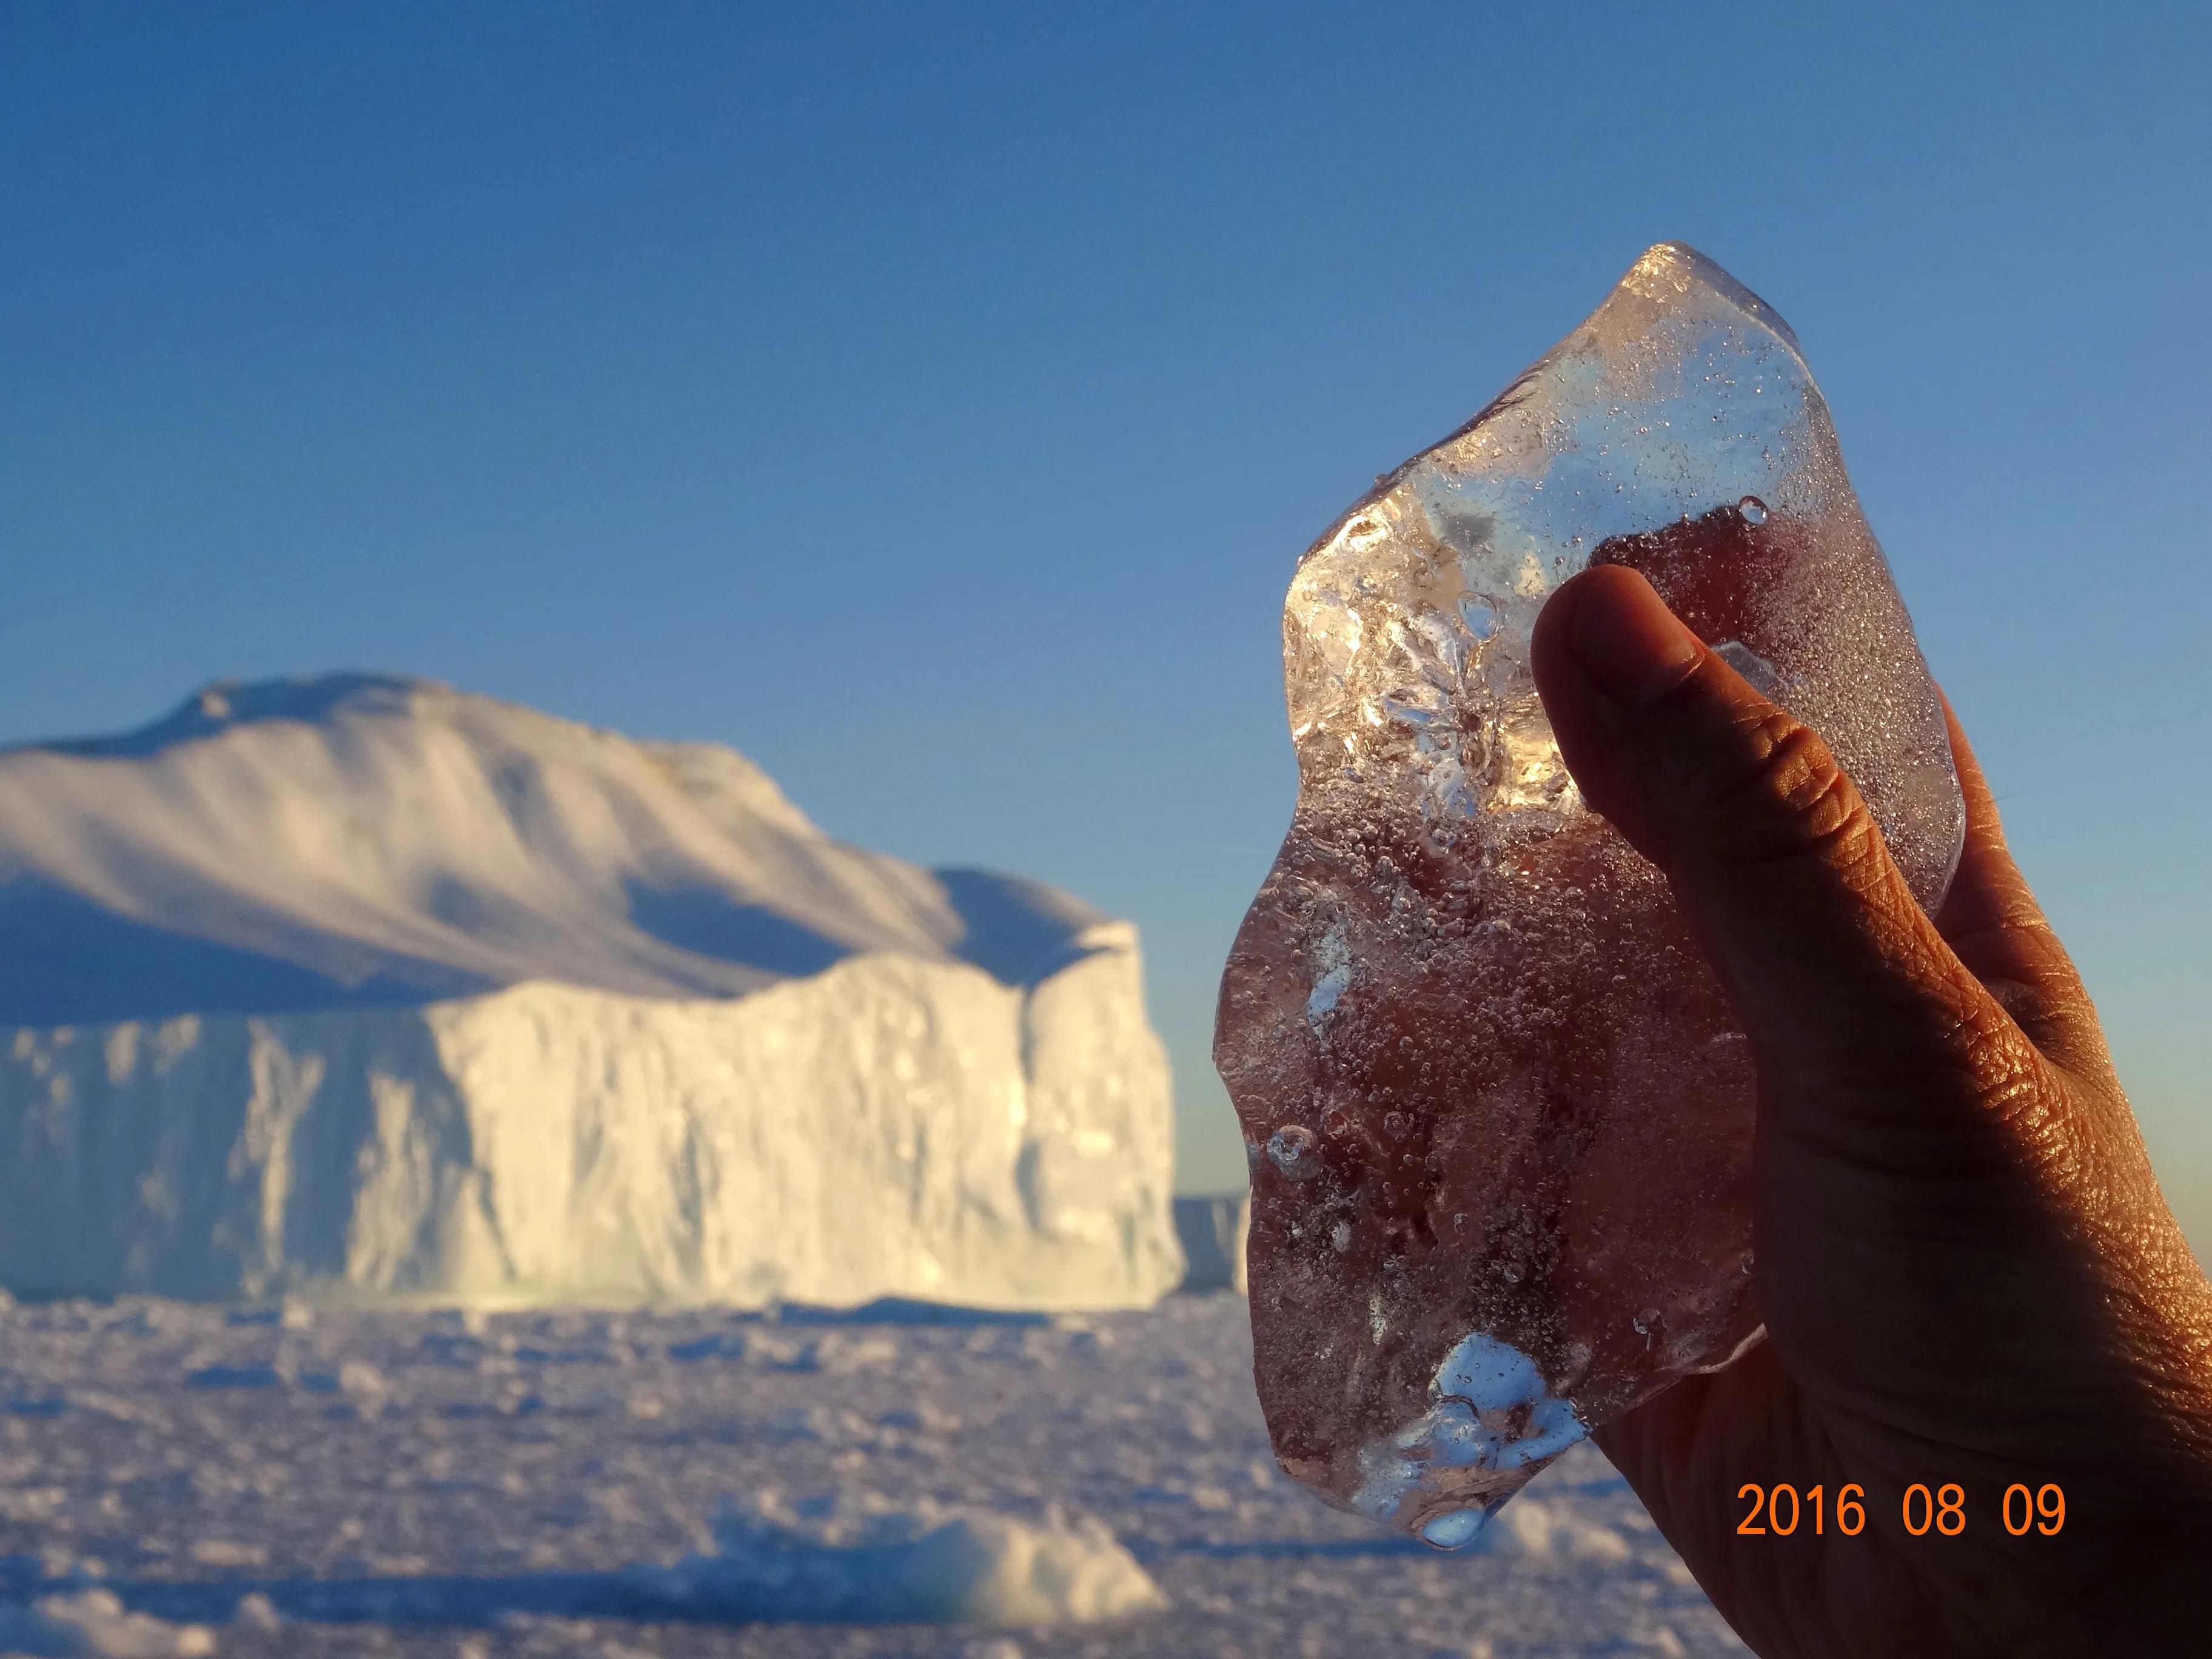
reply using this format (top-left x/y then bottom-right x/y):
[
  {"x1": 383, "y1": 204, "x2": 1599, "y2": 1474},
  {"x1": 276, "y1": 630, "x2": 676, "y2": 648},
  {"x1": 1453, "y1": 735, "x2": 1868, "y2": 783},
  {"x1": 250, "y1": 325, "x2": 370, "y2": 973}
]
[{"x1": 1215, "y1": 243, "x2": 1964, "y2": 1547}]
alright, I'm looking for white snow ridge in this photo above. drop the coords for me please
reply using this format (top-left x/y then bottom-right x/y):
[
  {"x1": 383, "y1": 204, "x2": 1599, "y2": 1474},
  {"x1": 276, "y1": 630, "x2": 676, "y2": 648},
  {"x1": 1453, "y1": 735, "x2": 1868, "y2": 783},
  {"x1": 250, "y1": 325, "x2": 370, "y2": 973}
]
[
  {"x1": 634, "y1": 1492, "x2": 1167, "y2": 1625},
  {"x1": 0, "y1": 675, "x2": 1183, "y2": 1309},
  {"x1": 0, "y1": 1589, "x2": 213, "y2": 1657}
]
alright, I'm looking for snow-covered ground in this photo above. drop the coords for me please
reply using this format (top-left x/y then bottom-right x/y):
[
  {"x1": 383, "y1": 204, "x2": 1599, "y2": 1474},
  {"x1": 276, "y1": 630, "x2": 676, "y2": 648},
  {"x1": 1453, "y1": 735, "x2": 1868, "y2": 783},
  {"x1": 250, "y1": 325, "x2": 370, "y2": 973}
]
[{"x1": 0, "y1": 1292, "x2": 1742, "y2": 1657}]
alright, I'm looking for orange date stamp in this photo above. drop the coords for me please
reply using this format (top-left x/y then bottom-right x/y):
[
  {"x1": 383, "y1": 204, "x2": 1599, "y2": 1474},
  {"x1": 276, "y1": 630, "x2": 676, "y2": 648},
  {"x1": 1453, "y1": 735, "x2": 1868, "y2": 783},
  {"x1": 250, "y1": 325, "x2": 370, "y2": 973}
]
[{"x1": 1735, "y1": 1482, "x2": 2066, "y2": 1538}]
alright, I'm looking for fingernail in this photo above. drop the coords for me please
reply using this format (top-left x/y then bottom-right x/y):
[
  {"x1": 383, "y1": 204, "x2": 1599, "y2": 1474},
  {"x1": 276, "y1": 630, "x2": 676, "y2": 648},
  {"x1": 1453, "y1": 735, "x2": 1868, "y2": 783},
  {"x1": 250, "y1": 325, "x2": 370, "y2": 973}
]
[{"x1": 1567, "y1": 571, "x2": 1704, "y2": 705}]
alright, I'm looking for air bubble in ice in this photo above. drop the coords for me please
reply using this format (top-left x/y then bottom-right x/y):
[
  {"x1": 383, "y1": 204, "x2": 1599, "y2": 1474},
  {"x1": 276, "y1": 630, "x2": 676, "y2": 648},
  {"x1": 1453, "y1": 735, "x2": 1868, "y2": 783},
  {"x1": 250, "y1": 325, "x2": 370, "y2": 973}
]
[
  {"x1": 1267, "y1": 1125, "x2": 1322, "y2": 1181},
  {"x1": 1737, "y1": 494, "x2": 1769, "y2": 525},
  {"x1": 1420, "y1": 1509, "x2": 1489, "y2": 1549}
]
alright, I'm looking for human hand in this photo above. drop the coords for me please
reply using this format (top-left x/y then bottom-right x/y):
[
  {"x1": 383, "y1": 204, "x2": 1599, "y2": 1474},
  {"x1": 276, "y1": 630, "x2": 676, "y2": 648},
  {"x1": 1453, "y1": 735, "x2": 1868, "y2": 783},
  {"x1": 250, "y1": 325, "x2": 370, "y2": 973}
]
[{"x1": 1528, "y1": 565, "x2": 2212, "y2": 1658}]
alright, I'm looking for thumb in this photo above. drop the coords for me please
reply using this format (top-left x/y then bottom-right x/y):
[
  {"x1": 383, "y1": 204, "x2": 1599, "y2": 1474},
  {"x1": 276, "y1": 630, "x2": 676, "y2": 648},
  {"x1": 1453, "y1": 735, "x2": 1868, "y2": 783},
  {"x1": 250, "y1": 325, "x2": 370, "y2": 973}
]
[{"x1": 1530, "y1": 565, "x2": 1994, "y2": 1094}]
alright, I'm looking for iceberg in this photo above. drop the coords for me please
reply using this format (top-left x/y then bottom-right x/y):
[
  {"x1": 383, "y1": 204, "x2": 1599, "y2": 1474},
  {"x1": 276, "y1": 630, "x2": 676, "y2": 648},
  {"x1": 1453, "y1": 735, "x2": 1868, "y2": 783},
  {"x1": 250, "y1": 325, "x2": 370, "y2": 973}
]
[{"x1": 0, "y1": 675, "x2": 1182, "y2": 1309}]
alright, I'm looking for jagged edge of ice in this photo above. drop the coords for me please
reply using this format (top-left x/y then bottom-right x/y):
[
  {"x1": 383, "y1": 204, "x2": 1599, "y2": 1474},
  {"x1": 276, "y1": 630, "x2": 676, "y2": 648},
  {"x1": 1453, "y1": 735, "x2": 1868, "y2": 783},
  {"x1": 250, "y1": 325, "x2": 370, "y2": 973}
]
[
  {"x1": 1302, "y1": 241, "x2": 1806, "y2": 563},
  {"x1": 1350, "y1": 1332, "x2": 1588, "y2": 1550}
]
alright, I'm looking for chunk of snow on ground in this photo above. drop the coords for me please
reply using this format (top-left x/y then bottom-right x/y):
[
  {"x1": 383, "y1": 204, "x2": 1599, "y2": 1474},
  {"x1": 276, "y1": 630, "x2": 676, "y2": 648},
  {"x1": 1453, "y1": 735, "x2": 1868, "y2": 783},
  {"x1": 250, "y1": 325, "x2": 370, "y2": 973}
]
[
  {"x1": 0, "y1": 1591, "x2": 214, "y2": 1657},
  {"x1": 635, "y1": 1492, "x2": 1166, "y2": 1626},
  {"x1": 227, "y1": 1595, "x2": 280, "y2": 1633},
  {"x1": 1468, "y1": 1501, "x2": 1634, "y2": 1566},
  {"x1": 185, "y1": 1543, "x2": 264, "y2": 1570},
  {"x1": 335, "y1": 1362, "x2": 386, "y2": 1398},
  {"x1": 0, "y1": 1295, "x2": 1743, "y2": 1655}
]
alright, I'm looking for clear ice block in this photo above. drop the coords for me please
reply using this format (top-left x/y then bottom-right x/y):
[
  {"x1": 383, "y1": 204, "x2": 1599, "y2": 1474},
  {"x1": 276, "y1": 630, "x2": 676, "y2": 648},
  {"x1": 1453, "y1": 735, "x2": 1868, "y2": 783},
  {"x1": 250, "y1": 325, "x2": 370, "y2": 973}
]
[{"x1": 1215, "y1": 243, "x2": 1964, "y2": 1546}]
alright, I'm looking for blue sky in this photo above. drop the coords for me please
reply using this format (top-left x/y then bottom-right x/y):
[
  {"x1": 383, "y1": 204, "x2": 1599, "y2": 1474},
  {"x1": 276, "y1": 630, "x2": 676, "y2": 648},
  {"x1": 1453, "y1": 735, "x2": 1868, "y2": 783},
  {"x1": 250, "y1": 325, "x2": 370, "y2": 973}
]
[{"x1": 4, "y1": 3, "x2": 2207, "y2": 1236}]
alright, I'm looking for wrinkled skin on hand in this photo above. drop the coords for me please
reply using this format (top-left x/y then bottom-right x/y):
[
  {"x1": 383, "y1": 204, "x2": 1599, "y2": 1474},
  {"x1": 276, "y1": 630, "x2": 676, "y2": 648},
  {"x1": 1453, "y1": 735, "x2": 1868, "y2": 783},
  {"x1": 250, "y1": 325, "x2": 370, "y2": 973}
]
[{"x1": 1533, "y1": 565, "x2": 2212, "y2": 1658}]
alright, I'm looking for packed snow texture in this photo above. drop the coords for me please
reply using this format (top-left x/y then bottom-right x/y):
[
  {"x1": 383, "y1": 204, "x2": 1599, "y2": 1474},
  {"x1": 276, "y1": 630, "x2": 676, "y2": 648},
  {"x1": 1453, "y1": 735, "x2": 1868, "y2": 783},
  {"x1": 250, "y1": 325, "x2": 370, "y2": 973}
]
[
  {"x1": 0, "y1": 676, "x2": 1180, "y2": 1309},
  {"x1": 0, "y1": 1589, "x2": 215, "y2": 1657},
  {"x1": 638, "y1": 1493, "x2": 1165, "y2": 1625},
  {"x1": 0, "y1": 1293, "x2": 1743, "y2": 1657}
]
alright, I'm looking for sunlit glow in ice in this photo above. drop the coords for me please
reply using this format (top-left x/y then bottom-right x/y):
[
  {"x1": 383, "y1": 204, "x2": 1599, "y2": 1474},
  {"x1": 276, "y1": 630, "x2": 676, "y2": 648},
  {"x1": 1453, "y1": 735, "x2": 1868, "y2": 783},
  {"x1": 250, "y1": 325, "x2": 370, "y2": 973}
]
[
  {"x1": 1351, "y1": 1332, "x2": 1587, "y2": 1549},
  {"x1": 1305, "y1": 927, "x2": 1352, "y2": 1030}
]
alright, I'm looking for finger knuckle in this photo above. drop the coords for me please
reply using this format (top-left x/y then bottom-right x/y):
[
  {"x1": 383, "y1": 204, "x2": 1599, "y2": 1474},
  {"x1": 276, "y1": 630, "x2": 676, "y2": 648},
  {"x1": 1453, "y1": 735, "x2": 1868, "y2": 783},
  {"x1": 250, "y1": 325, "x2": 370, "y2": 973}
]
[
  {"x1": 1949, "y1": 1002, "x2": 2078, "y2": 1163},
  {"x1": 1792, "y1": 992, "x2": 2082, "y2": 1189},
  {"x1": 1695, "y1": 716, "x2": 1884, "y2": 883},
  {"x1": 1949, "y1": 997, "x2": 2043, "y2": 1107},
  {"x1": 1888, "y1": 995, "x2": 2079, "y2": 1173}
]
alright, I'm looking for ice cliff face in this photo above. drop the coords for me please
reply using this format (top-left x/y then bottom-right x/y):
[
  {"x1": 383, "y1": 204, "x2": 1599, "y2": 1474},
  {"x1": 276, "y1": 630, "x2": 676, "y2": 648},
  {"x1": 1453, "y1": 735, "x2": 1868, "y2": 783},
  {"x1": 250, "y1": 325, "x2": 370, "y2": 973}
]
[{"x1": 0, "y1": 675, "x2": 1182, "y2": 1307}]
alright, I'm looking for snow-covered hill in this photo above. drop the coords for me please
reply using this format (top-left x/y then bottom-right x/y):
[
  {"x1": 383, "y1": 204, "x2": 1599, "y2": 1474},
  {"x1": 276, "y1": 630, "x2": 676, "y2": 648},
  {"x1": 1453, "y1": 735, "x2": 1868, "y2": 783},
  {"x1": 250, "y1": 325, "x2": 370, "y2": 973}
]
[{"x1": 0, "y1": 675, "x2": 1182, "y2": 1307}]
